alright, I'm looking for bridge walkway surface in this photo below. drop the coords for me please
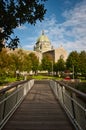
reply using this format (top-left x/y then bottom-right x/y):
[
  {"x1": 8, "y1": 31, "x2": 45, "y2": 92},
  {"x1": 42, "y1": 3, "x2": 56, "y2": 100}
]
[{"x1": 2, "y1": 80, "x2": 75, "y2": 130}]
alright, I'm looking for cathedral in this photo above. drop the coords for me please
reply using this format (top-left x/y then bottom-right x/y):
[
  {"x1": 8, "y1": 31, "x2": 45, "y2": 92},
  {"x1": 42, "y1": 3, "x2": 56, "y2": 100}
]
[
  {"x1": 33, "y1": 31, "x2": 68, "y2": 63},
  {"x1": 7, "y1": 30, "x2": 68, "y2": 63}
]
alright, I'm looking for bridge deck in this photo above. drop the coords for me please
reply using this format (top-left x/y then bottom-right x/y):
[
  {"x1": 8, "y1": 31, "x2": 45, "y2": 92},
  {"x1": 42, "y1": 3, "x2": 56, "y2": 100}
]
[{"x1": 2, "y1": 80, "x2": 75, "y2": 130}]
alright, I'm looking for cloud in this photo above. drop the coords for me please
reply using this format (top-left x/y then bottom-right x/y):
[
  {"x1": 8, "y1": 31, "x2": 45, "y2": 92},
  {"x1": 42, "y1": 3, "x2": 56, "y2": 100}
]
[
  {"x1": 35, "y1": 0, "x2": 86, "y2": 53},
  {"x1": 61, "y1": 0, "x2": 86, "y2": 52},
  {"x1": 19, "y1": 0, "x2": 86, "y2": 53},
  {"x1": 22, "y1": 36, "x2": 38, "y2": 50}
]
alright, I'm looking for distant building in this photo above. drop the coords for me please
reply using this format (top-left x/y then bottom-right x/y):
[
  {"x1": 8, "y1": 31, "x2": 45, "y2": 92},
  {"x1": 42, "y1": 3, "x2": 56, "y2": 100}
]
[
  {"x1": 34, "y1": 31, "x2": 68, "y2": 62},
  {"x1": 34, "y1": 30, "x2": 53, "y2": 53},
  {"x1": 7, "y1": 30, "x2": 68, "y2": 63}
]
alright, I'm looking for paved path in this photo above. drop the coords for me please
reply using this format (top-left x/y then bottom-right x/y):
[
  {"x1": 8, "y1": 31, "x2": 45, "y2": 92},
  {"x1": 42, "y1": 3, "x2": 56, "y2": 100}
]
[{"x1": 2, "y1": 80, "x2": 75, "y2": 130}]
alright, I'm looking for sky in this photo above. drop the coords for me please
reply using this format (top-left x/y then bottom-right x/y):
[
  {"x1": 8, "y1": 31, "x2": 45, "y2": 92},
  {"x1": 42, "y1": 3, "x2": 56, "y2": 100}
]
[{"x1": 14, "y1": 0, "x2": 86, "y2": 53}]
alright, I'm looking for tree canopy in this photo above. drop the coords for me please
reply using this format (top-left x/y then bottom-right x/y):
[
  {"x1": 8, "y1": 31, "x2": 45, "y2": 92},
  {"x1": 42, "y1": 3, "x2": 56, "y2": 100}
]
[
  {"x1": 41, "y1": 54, "x2": 53, "y2": 72},
  {"x1": 29, "y1": 53, "x2": 39, "y2": 74},
  {"x1": 66, "y1": 51, "x2": 80, "y2": 73},
  {"x1": 0, "y1": 0, "x2": 47, "y2": 50},
  {"x1": 66, "y1": 51, "x2": 86, "y2": 78},
  {"x1": 55, "y1": 57, "x2": 65, "y2": 72},
  {"x1": 79, "y1": 51, "x2": 86, "y2": 74}
]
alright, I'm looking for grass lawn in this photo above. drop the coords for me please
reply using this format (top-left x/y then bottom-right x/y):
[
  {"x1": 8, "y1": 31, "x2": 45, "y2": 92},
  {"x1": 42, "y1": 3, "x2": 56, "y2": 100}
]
[
  {"x1": 0, "y1": 75, "x2": 86, "y2": 93},
  {"x1": 31, "y1": 75, "x2": 62, "y2": 80}
]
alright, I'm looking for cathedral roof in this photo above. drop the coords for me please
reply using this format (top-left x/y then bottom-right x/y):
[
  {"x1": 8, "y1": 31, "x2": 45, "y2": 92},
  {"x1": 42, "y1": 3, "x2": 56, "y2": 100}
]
[{"x1": 37, "y1": 31, "x2": 50, "y2": 43}]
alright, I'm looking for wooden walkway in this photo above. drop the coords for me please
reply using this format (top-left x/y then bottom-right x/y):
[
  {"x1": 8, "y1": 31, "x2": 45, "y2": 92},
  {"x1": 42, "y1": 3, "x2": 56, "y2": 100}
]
[{"x1": 2, "y1": 80, "x2": 75, "y2": 130}]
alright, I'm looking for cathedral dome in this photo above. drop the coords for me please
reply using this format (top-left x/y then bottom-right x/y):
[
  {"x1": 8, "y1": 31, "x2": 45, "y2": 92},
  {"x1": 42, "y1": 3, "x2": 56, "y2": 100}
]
[
  {"x1": 37, "y1": 31, "x2": 50, "y2": 43},
  {"x1": 34, "y1": 30, "x2": 52, "y2": 53}
]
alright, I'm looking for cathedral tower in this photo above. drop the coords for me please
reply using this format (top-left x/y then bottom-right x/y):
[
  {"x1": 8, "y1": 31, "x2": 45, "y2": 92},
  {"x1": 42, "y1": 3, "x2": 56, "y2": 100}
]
[{"x1": 34, "y1": 31, "x2": 52, "y2": 53}]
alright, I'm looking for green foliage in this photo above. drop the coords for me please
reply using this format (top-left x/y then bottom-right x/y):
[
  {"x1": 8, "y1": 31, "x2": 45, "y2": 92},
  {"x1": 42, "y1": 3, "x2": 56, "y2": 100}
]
[
  {"x1": 0, "y1": 0, "x2": 46, "y2": 50},
  {"x1": 22, "y1": 54, "x2": 32, "y2": 72},
  {"x1": 32, "y1": 75, "x2": 62, "y2": 80},
  {"x1": 79, "y1": 51, "x2": 86, "y2": 74},
  {"x1": 0, "y1": 49, "x2": 86, "y2": 85},
  {"x1": 0, "y1": 49, "x2": 40, "y2": 80},
  {"x1": 54, "y1": 57, "x2": 65, "y2": 77},
  {"x1": 66, "y1": 51, "x2": 80, "y2": 73},
  {"x1": 56, "y1": 57, "x2": 65, "y2": 71},
  {"x1": 66, "y1": 51, "x2": 86, "y2": 75},
  {"x1": 29, "y1": 53, "x2": 39, "y2": 74},
  {"x1": 41, "y1": 54, "x2": 53, "y2": 72},
  {"x1": 0, "y1": 49, "x2": 11, "y2": 77}
]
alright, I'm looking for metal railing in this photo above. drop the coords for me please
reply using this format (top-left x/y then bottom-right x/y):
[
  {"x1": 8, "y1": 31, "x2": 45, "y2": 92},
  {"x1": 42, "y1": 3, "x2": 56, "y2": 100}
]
[
  {"x1": 0, "y1": 79, "x2": 34, "y2": 130},
  {"x1": 50, "y1": 80, "x2": 86, "y2": 130}
]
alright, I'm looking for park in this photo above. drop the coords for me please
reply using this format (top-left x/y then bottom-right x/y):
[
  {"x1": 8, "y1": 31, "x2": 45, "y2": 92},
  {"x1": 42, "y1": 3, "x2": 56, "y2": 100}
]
[{"x1": 0, "y1": 0, "x2": 86, "y2": 130}]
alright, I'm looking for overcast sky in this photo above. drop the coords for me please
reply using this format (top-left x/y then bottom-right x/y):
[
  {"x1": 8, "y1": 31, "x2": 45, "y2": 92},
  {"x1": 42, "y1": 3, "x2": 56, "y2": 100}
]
[{"x1": 14, "y1": 0, "x2": 86, "y2": 53}]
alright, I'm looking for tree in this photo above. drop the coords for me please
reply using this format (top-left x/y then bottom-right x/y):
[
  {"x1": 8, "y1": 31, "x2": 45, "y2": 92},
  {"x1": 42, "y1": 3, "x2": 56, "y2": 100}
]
[
  {"x1": 22, "y1": 54, "x2": 32, "y2": 72},
  {"x1": 8, "y1": 49, "x2": 31, "y2": 76},
  {"x1": 57, "y1": 57, "x2": 65, "y2": 71},
  {"x1": 66, "y1": 51, "x2": 80, "y2": 75},
  {"x1": 79, "y1": 51, "x2": 86, "y2": 74},
  {"x1": 0, "y1": 48, "x2": 10, "y2": 78},
  {"x1": 54, "y1": 57, "x2": 65, "y2": 77},
  {"x1": 41, "y1": 54, "x2": 53, "y2": 73},
  {"x1": 29, "y1": 53, "x2": 39, "y2": 74},
  {"x1": 0, "y1": 0, "x2": 46, "y2": 50},
  {"x1": 9, "y1": 52, "x2": 22, "y2": 76}
]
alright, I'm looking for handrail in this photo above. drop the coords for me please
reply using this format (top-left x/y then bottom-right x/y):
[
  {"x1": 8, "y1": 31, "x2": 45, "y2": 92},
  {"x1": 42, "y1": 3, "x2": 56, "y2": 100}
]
[
  {"x1": 0, "y1": 79, "x2": 34, "y2": 130},
  {"x1": 50, "y1": 79, "x2": 86, "y2": 130},
  {"x1": 0, "y1": 80, "x2": 30, "y2": 94},
  {"x1": 57, "y1": 80, "x2": 86, "y2": 101}
]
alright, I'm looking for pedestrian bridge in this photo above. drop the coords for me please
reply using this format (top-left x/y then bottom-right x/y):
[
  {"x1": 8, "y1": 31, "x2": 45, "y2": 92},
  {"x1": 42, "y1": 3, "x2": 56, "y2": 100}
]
[{"x1": 0, "y1": 79, "x2": 86, "y2": 130}]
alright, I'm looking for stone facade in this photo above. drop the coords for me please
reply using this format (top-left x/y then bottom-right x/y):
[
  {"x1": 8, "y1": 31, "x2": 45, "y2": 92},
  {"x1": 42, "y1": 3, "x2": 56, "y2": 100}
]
[
  {"x1": 34, "y1": 31, "x2": 68, "y2": 62},
  {"x1": 54, "y1": 46, "x2": 68, "y2": 62}
]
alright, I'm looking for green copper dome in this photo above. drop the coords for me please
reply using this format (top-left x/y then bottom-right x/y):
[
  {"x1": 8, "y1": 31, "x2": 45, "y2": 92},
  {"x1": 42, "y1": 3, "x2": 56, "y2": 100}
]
[
  {"x1": 34, "y1": 30, "x2": 52, "y2": 53},
  {"x1": 37, "y1": 31, "x2": 50, "y2": 43}
]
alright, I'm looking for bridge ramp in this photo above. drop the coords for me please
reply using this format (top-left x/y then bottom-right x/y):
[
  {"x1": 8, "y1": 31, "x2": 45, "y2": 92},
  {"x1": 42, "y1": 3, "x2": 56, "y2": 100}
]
[{"x1": 2, "y1": 80, "x2": 75, "y2": 130}]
